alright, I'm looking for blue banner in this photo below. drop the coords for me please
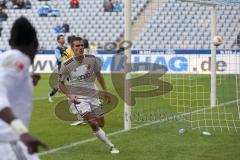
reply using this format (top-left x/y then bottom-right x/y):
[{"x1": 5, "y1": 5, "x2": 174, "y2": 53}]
[
  {"x1": 35, "y1": 49, "x2": 240, "y2": 55},
  {"x1": 3, "y1": 49, "x2": 239, "y2": 55}
]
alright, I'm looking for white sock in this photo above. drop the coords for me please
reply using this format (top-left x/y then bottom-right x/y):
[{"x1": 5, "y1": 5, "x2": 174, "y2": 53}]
[
  {"x1": 93, "y1": 128, "x2": 114, "y2": 149},
  {"x1": 77, "y1": 114, "x2": 84, "y2": 121}
]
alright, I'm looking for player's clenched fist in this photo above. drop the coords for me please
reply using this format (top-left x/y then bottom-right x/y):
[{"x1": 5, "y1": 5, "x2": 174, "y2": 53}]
[{"x1": 67, "y1": 94, "x2": 80, "y2": 104}]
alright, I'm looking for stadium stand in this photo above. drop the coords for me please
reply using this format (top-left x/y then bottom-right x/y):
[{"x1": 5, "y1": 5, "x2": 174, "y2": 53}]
[
  {"x1": 0, "y1": 0, "x2": 239, "y2": 50},
  {"x1": 132, "y1": 0, "x2": 240, "y2": 49}
]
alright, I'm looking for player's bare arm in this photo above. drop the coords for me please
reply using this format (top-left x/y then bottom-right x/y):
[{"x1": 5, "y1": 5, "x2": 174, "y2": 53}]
[
  {"x1": 59, "y1": 79, "x2": 80, "y2": 104},
  {"x1": 96, "y1": 71, "x2": 111, "y2": 103},
  {"x1": 0, "y1": 107, "x2": 16, "y2": 124}
]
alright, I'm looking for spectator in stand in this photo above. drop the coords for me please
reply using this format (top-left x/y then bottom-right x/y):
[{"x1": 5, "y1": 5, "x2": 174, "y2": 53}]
[
  {"x1": 12, "y1": 0, "x2": 18, "y2": 9},
  {"x1": 51, "y1": 7, "x2": 60, "y2": 17},
  {"x1": 0, "y1": 6, "x2": 8, "y2": 22},
  {"x1": 54, "y1": 24, "x2": 62, "y2": 33},
  {"x1": 38, "y1": 3, "x2": 50, "y2": 17},
  {"x1": 113, "y1": 0, "x2": 123, "y2": 12},
  {"x1": 25, "y1": 0, "x2": 31, "y2": 9},
  {"x1": 5, "y1": 0, "x2": 13, "y2": 9},
  {"x1": 62, "y1": 22, "x2": 70, "y2": 33},
  {"x1": 0, "y1": 0, "x2": 6, "y2": 8},
  {"x1": 14, "y1": 0, "x2": 25, "y2": 9},
  {"x1": 104, "y1": 0, "x2": 113, "y2": 12},
  {"x1": 70, "y1": 0, "x2": 79, "y2": 8}
]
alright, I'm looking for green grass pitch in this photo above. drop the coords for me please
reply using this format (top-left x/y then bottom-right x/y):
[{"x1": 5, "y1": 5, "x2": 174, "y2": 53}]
[{"x1": 30, "y1": 74, "x2": 240, "y2": 160}]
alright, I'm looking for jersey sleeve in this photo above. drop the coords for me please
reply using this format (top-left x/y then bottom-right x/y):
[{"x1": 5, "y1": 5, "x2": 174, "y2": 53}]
[
  {"x1": 59, "y1": 63, "x2": 69, "y2": 82},
  {"x1": 94, "y1": 57, "x2": 102, "y2": 73}
]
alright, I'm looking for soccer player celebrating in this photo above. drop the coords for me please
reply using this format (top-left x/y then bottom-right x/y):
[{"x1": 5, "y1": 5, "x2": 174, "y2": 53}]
[
  {"x1": 48, "y1": 34, "x2": 67, "y2": 103},
  {"x1": 60, "y1": 35, "x2": 85, "y2": 126},
  {"x1": 0, "y1": 17, "x2": 47, "y2": 159},
  {"x1": 59, "y1": 37, "x2": 119, "y2": 154}
]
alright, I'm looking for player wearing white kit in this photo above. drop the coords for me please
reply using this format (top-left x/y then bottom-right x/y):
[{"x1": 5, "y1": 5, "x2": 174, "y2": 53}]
[
  {"x1": 0, "y1": 17, "x2": 47, "y2": 160},
  {"x1": 59, "y1": 37, "x2": 119, "y2": 154}
]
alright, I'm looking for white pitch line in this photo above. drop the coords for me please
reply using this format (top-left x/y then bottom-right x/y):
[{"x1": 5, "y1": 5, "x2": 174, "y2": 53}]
[
  {"x1": 39, "y1": 129, "x2": 126, "y2": 156},
  {"x1": 39, "y1": 99, "x2": 239, "y2": 157},
  {"x1": 33, "y1": 95, "x2": 64, "y2": 101}
]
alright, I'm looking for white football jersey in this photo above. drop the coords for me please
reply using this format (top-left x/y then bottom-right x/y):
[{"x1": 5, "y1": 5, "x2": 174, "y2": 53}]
[{"x1": 0, "y1": 49, "x2": 33, "y2": 142}]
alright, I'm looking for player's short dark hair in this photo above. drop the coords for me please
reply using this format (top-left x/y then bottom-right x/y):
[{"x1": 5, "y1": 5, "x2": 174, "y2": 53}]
[
  {"x1": 57, "y1": 34, "x2": 64, "y2": 41},
  {"x1": 71, "y1": 36, "x2": 83, "y2": 47},
  {"x1": 9, "y1": 16, "x2": 38, "y2": 48}
]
